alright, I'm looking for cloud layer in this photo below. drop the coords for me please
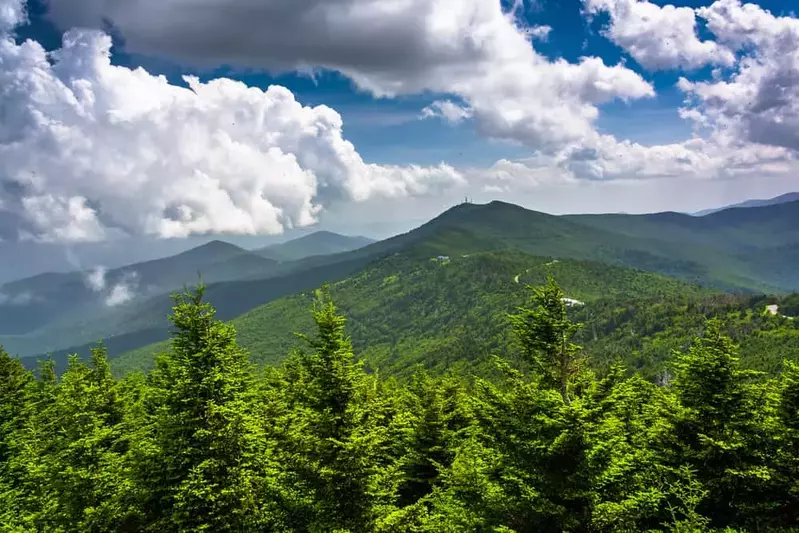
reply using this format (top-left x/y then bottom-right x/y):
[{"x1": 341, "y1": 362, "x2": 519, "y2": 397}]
[
  {"x1": 45, "y1": 0, "x2": 655, "y2": 152},
  {"x1": 584, "y1": 0, "x2": 736, "y2": 70},
  {"x1": 0, "y1": 1, "x2": 463, "y2": 242},
  {"x1": 2, "y1": 0, "x2": 799, "y2": 242}
]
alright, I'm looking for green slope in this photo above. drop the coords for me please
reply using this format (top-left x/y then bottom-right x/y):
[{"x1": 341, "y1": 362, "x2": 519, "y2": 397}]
[
  {"x1": 11, "y1": 252, "x2": 374, "y2": 368},
  {"x1": 567, "y1": 200, "x2": 799, "y2": 252},
  {"x1": 11, "y1": 199, "x2": 799, "y2": 365},
  {"x1": 112, "y1": 251, "x2": 716, "y2": 376},
  {"x1": 0, "y1": 240, "x2": 278, "y2": 336},
  {"x1": 114, "y1": 252, "x2": 799, "y2": 381}
]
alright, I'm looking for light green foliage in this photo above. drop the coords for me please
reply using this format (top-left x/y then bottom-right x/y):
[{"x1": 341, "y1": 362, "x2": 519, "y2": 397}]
[
  {"x1": 130, "y1": 284, "x2": 276, "y2": 532},
  {"x1": 510, "y1": 275, "x2": 585, "y2": 402},
  {"x1": 2, "y1": 278, "x2": 799, "y2": 531}
]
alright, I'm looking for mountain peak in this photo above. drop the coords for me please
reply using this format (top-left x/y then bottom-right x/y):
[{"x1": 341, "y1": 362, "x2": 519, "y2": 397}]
[
  {"x1": 257, "y1": 231, "x2": 374, "y2": 262},
  {"x1": 694, "y1": 192, "x2": 799, "y2": 216}
]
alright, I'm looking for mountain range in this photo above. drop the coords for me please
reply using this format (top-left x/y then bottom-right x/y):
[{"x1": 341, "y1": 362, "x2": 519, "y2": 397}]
[
  {"x1": 2, "y1": 199, "x2": 799, "y2": 373},
  {"x1": 693, "y1": 191, "x2": 799, "y2": 216}
]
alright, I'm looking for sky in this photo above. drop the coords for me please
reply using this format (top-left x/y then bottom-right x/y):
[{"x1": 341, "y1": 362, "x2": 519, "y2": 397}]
[{"x1": 1, "y1": 0, "x2": 799, "y2": 243}]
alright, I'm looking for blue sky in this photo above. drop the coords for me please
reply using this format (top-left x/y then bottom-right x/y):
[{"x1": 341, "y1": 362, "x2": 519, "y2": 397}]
[
  {"x1": 16, "y1": 0, "x2": 788, "y2": 166},
  {"x1": 3, "y1": 0, "x2": 799, "y2": 242}
]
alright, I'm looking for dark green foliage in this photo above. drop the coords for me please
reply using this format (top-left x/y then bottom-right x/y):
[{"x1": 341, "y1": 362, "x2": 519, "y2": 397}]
[{"x1": 3, "y1": 279, "x2": 799, "y2": 531}]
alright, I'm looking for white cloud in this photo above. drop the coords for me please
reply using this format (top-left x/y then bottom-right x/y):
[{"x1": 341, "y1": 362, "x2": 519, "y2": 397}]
[
  {"x1": 679, "y1": 0, "x2": 799, "y2": 152},
  {"x1": 0, "y1": 0, "x2": 23, "y2": 33},
  {"x1": 524, "y1": 25, "x2": 552, "y2": 41},
  {"x1": 0, "y1": 8, "x2": 463, "y2": 243},
  {"x1": 105, "y1": 271, "x2": 138, "y2": 307},
  {"x1": 469, "y1": 132, "x2": 796, "y2": 191},
  {"x1": 585, "y1": 0, "x2": 799, "y2": 156},
  {"x1": 421, "y1": 100, "x2": 474, "y2": 124},
  {"x1": 45, "y1": 0, "x2": 654, "y2": 154},
  {"x1": 0, "y1": 290, "x2": 35, "y2": 305},
  {"x1": 83, "y1": 264, "x2": 139, "y2": 305},
  {"x1": 85, "y1": 265, "x2": 107, "y2": 292},
  {"x1": 583, "y1": 0, "x2": 736, "y2": 70},
  {"x1": 3, "y1": 0, "x2": 798, "y2": 228}
]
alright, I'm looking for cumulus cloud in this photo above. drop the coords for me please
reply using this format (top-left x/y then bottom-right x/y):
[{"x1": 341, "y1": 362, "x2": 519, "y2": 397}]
[
  {"x1": 0, "y1": 0, "x2": 22, "y2": 32},
  {"x1": 583, "y1": 0, "x2": 736, "y2": 70},
  {"x1": 5, "y1": 0, "x2": 799, "y2": 228},
  {"x1": 0, "y1": 5, "x2": 463, "y2": 243},
  {"x1": 585, "y1": 0, "x2": 799, "y2": 155},
  {"x1": 44, "y1": 0, "x2": 654, "y2": 154},
  {"x1": 469, "y1": 132, "x2": 796, "y2": 192},
  {"x1": 679, "y1": 0, "x2": 799, "y2": 152}
]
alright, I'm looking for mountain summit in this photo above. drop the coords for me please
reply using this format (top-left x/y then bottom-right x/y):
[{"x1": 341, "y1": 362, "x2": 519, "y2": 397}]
[{"x1": 694, "y1": 192, "x2": 799, "y2": 216}]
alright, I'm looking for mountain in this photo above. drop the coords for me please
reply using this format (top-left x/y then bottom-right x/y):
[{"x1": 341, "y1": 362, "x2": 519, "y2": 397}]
[
  {"x1": 255, "y1": 231, "x2": 374, "y2": 262},
  {"x1": 113, "y1": 251, "x2": 799, "y2": 380},
  {"x1": 693, "y1": 192, "x2": 799, "y2": 216},
  {"x1": 111, "y1": 250, "x2": 716, "y2": 376},
  {"x1": 0, "y1": 240, "x2": 277, "y2": 336},
  {"x1": 10, "y1": 199, "x2": 799, "y2": 366}
]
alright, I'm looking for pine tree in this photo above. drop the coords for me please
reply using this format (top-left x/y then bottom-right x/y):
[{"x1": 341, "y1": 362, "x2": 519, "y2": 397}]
[
  {"x1": 509, "y1": 275, "x2": 584, "y2": 403},
  {"x1": 279, "y1": 286, "x2": 400, "y2": 532},
  {"x1": 670, "y1": 318, "x2": 772, "y2": 529},
  {"x1": 132, "y1": 284, "x2": 269, "y2": 532}
]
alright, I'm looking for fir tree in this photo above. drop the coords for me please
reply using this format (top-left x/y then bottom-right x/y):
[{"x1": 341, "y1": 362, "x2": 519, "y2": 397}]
[
  {"x1": 132, "y1": 284, "x2": 269, "y2": 532},
  {"x1": 510, "y1": 275, "x2": 584, "y2": 403}
]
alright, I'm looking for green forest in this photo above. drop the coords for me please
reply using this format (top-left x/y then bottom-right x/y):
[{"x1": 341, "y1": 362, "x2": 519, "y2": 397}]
[{"x1": 2, "y1": 279, "x2": 798, "y2": 532}]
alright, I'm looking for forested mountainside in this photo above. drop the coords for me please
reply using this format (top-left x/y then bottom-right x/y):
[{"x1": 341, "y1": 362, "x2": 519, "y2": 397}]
[
  {"x1": 2, "y1": 280, "x2": 798, "y2": 532},
  {"x1": 6, "y1": 200, "x2": 799, "y2": 367},
  {"x1": 4, "y1": 202, "x2": 799, "y2": 531},
  {"x1": 113, "y1": 250, "x2": 799, "y2": 380},
  {"x1": 693, "y1": 191, "x2": 799, "y2": 216}
]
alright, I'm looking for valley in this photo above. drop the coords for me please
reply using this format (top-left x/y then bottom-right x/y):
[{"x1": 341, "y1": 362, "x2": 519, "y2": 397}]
[{"x1": 2, "y1": 199, "x2": 798, "y2": 380}]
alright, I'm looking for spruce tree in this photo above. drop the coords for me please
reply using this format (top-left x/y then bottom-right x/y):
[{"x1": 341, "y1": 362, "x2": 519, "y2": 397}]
[
  {"x1": 0, "y1": 348, "x2": 34, "y2": 531},
  {"x1": 1, "y1": 358, "x2": 59, "y2": 531},
  {"x1": 670, "y1": 318, "x2": 771, "y2": 529},
  {"x1": 509, "y1": 275, "x2": 584, "y2": 403},
  {"x1": 44, "y1": 346, "x2": 133, "y2": 531},
  {"x1": 774, "y1": 360, "x2": 799, "y2": 526},
  {"x1": 280, "y1": 287, "x2": 399, "y2": 532},
  {"x1": 132, "y1": 284, "x2": 268, "y2": 532}
]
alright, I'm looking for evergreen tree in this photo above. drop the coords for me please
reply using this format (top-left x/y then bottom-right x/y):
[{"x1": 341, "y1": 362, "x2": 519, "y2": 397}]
[
  {"x1": 1, "y1": 358, "x2": 59, "y2": 531},
  {"x1": 670, "y1": 318, "x2": 774, "y2": 529},
  {"x1": 396, "y1": 370, "x2": 466, "y2": 506},
  {"x1": 132, "y1": 284, "x2": 270, "y2": 532},
  {"x1": 279, "y1": 287, "x2": 400, "y2": 532},
  {"x1": 510, "y1": 275, "x2": 584, "y2": 403},
  {"x1": 774, "y1": 360, "x2": 799, "y2": 526},
  {"x1": 43, "y1": 346, "x2": 134, "y2": 531},
  {"x1": 0, "y1": 347, "x2": 34, "y2": 531},
  {"x1": 0, "y1": 347, "x2": 31, "y2": 465}
]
